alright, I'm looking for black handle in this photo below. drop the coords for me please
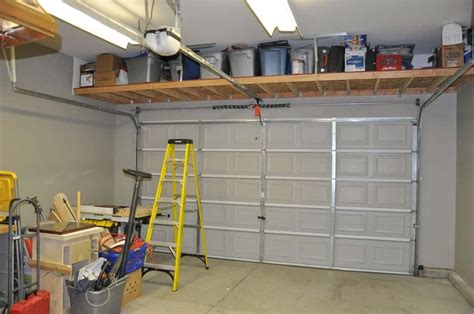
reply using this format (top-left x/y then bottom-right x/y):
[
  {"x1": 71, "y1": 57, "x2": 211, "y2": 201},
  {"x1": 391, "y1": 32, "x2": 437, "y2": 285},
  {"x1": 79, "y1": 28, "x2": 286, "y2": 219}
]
[{"x1": 257, "y1": 216, "x2": 266, "y2": 220}]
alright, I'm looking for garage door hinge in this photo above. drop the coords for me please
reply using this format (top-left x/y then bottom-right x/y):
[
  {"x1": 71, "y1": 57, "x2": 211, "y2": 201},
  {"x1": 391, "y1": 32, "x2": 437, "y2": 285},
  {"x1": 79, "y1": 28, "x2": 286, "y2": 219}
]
[
  {"x1": 413, "y1": 224, "x2": 420, "y2": 228},
  {"x1": 257, "y1": 216, "x2": 266, "y2": 220}
]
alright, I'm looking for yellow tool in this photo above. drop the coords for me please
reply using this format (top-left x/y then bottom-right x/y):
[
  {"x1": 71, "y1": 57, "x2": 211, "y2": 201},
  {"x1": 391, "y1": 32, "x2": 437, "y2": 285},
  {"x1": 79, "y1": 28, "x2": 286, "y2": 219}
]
[
  {"x1": 0, "y1": 171, "x2": 17, "y2": 215},
  {"x1": 144, "y1": 139, "x2": 208, "y2": 291}
]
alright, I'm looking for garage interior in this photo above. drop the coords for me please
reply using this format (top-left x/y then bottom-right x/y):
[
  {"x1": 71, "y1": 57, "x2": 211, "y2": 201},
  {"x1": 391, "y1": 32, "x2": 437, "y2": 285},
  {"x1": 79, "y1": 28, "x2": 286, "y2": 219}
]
[{"x1": 0, "y1": 0, "x2": 473, "y2": 313}]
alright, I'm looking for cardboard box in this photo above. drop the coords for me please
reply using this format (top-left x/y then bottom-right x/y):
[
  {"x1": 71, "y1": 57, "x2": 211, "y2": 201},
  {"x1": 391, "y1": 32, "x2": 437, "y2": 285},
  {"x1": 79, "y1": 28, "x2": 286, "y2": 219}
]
[
  {"x1": 96, "y1": 53, "x2": 122, "y2": 72},
  {"x1": 345, "y1": 51, "x2": 366, "y2": 72},
  {"x1": 95, "y1": 71, "x2": 117, "y2": 86},
  {"x1": 344, "y1": 34, "x2": 367, "y2": 51},
  {"x1": 122, "y1": 269, "x2": 142, "y2": 305},
  {"x1": 80, "y1": 72, "x2": 94, "y2": 87},
  {"x1": 376, "y1": 54, "x2": 402, "y2": 71},
  {"x1": 440, "y1": 44, "x2": 464, "y2": 68}
]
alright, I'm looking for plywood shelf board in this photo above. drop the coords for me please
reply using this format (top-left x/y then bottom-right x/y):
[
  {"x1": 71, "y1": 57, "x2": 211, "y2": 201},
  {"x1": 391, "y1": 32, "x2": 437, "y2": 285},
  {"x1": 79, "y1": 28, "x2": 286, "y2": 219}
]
[{"x1": 74, "y1": 68, "x2": 474, "y2": 105}]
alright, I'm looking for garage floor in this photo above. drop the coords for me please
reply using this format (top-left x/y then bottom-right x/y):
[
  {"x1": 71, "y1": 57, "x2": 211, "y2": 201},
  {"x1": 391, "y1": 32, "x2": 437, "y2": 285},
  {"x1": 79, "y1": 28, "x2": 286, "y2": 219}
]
[{"x1": 122, "y1": 257, "x2": 472, "y2": 313}]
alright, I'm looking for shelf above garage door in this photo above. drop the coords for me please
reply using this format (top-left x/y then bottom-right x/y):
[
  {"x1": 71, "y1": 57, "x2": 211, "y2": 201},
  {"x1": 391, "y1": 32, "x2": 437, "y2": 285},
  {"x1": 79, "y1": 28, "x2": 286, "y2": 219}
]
[{"x1": 74, "y1": 68, "x2": 474, "y2": 105}]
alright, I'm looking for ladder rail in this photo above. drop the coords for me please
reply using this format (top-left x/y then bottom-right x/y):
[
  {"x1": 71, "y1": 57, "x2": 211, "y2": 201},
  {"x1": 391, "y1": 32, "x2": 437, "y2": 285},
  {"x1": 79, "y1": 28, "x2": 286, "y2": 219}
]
[
  {"x1": 145, "y1": 145, "x2": 172, "y2": 242},
  {"x1": 172, "y1": 143, "x2": 190, "y2": 292},
  {"x1": 191, "y1": 146, "x2": 209, "y2": 268}
]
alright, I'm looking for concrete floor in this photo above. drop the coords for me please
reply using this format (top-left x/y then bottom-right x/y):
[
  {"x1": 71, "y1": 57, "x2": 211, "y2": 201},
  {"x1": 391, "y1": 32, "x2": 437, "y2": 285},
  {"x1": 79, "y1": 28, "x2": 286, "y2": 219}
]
[{"x1": 123, "y1": 257, "x2": 473, "y2": 313}]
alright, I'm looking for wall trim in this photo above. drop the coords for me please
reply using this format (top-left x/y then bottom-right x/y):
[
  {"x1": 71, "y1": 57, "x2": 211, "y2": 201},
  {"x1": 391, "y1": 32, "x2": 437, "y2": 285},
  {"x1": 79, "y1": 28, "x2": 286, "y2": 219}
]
[{"x1": 448, "y1": 271, "x2": 474, "y2": 307}]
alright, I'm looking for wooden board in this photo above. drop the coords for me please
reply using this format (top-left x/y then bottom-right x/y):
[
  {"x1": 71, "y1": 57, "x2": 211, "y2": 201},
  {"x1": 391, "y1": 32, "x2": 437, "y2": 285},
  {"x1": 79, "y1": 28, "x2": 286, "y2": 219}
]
[
  {"x1": 53, "y1": 193, "x2": 77, "y2": 221},
  {"x1": 74, "y1": 68, "x2": 474, "y2": 105},
  {"x1": 29, "y1": 222, "x2": 95, "y2": 235}
]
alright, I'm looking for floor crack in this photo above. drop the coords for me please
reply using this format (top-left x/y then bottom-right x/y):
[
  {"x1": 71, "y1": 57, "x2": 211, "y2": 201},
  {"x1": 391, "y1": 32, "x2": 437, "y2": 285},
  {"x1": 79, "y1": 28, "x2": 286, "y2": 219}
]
[{"x1": 206, "y1": 264, "x2": 259, "y2": 313}]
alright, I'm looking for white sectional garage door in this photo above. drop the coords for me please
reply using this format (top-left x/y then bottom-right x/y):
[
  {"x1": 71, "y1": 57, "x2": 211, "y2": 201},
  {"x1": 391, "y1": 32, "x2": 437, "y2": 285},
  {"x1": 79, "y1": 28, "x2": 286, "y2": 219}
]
[{"x1": 140, "y1": 117, "x2": 417, "y2": 274}]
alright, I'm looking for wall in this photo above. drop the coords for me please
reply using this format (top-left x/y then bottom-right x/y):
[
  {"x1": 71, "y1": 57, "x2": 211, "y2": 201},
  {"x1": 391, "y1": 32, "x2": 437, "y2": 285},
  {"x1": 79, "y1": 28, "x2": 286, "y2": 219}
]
[
  {"x1": 0, "y1": 44, "x2": 116, "y2": 220},
  {"x1": 113, "y1": 93, "x2": 457, "y2": 269},
  {"x1": 455, "y1": 80, "x2": 474, "y2": 287}
]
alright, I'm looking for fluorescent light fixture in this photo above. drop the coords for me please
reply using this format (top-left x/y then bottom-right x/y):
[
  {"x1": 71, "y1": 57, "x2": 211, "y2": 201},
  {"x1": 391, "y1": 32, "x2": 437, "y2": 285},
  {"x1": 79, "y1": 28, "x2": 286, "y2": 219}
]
[
  {"x1": 246, "y1": 0, "x2": 299, "y2": 36},
  {"x1": 38, "y1": 0, "x2": 138, "y2": 49}
]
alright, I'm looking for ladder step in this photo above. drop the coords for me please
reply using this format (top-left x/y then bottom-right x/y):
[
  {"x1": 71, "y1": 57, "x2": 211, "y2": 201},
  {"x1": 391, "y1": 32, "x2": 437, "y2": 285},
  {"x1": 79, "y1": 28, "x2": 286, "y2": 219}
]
[
  {"x1": 143, "y1": 262, "x2": 175, "y2": 272},
  {"x1": 167, "y1": 159, "x2": 188, "y2": 163},
  {"x1": 153, "y1": 219, "x2": 178, "y2": 226},
  {"x1": 149, "y1": 241, "x2": 177, "y2": 248},
  {"x1": 162, "y1": 178, "x2": 183, "y2": 183}
]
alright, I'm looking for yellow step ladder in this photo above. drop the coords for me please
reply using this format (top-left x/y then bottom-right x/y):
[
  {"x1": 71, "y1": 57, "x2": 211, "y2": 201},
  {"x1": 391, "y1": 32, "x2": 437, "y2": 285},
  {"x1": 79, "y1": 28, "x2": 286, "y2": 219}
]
[{"x1": 144, "y1": 139, "x2": 209, "y2": 291}]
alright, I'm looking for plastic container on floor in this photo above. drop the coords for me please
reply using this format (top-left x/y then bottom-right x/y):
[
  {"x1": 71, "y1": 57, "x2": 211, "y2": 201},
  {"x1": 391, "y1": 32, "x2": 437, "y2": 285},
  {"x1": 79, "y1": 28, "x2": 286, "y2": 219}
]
[
  {"x1": 10, "y1": 290, "x2": 50, "y2": 314},
  {"x1": 228, "y1": 48, "x2": 258, "y2": 77},
  {"x1": 259, "y1": 45, "x2": 289, "y2": 76},
  {"x1": 67, "y1": 276, "x2": 128, "y2": 314},
  {"x1": 200, "y1": 52, "x2": 230, "y2": 79},
  {"x1": 290, "y1": 48, "x2": 314, "y2": 74},
  {"x1": 125, "y1": 54, "x2": 162, "y2": 84}
]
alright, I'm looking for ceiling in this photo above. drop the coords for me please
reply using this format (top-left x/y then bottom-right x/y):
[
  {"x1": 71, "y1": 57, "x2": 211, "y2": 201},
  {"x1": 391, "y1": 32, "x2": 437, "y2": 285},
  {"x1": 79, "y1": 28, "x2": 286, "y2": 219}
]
[{"x1": 39, "y1": 0, "x2": 472, "y2": 62}]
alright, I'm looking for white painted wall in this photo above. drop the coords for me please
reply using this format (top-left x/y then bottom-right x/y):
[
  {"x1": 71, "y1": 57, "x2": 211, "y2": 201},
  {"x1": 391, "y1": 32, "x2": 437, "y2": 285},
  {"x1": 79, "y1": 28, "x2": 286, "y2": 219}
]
[
  {"x1": 113, "y1": 93, "x2": 457, "y2": 269},
  {"x1": 0, "y1": 45, "x2": 116, "y2": 221},
  {"x1": 455, "y1": 80, "x2": 474, "y2": 287}
]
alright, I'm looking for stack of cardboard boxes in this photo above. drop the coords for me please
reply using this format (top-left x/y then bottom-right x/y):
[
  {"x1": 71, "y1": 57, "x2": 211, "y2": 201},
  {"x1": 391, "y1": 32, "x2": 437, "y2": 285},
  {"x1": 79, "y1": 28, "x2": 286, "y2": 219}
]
[
  {"x1": 95, "y1": 53, "x2": 123, "y2": 87},
  {"x1": 438, "y1": 23, "x2": 465, "y2": 68}
]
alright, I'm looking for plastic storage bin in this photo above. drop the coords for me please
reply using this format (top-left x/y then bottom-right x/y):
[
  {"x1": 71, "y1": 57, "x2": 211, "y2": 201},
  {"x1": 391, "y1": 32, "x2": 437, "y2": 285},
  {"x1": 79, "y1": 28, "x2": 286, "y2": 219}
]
[
  {"x1": 200, "y1": 52, "x2": 230, "y2": 79},
  {"x1": 228, "y1": 48, "x2": 258, "y2": 77},
  {"x1": 168, "y1": 55, "x2": 201, "y2": 81},
  {"x1": 125, "y1": 54, "x2": 162, "y2": 84},
  {"x1": 259, "y1": 46, "x2": 289, "y2": 76},
  {"x1": 290, "y1": 48, "x2": 314, "y2": 74},
  {"x1": 67, "y1": 276, "x2": 127, "y2": 314}
]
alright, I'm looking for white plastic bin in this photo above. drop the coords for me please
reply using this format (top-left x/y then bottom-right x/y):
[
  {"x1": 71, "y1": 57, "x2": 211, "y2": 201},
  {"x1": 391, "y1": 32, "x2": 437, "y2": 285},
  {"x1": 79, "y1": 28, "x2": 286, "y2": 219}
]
[
  {"x1": 228, "y1": 48, "x2": 257, "y2": 77},
  {"x1": 200, "y1": 52, "x2": 230, "y2": 79}
]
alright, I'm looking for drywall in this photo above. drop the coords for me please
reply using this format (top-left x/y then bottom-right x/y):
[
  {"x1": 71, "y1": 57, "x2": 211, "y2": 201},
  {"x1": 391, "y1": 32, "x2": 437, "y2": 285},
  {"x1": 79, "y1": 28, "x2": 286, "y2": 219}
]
[
  {"x1": 0, "y1": 45, "x2": 116, "y2": 220},
  {"x1": 455, "y1": 80, "x2": 474, "y2": 287},
  {"x1": 113, "y1": 93, "x2": 457, "y2": 269}
]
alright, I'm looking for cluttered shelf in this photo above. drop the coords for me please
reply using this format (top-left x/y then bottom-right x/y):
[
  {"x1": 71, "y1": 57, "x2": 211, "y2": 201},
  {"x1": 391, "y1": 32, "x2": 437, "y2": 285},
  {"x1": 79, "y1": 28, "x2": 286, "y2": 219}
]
[{"x1": 74, "y1": 67, "x2": 474, "y2": 105}]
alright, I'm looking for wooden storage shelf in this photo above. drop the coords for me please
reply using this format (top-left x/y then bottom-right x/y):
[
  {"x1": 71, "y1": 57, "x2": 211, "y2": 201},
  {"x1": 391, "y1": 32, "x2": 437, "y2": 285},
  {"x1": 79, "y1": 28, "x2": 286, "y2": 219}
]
[{"x1": 74, "y1": 68, "x2": 474, "y2": 105}]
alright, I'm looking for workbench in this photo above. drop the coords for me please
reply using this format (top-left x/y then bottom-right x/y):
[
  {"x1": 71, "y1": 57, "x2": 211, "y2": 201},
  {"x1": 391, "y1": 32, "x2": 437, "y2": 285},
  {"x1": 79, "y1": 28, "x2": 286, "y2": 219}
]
[
  {"x1": 32, "y1": 226, "x2": 103, "y2": 314},
  {"x1": 81, "y1": 209, "x2": 151, "y2": 236}
]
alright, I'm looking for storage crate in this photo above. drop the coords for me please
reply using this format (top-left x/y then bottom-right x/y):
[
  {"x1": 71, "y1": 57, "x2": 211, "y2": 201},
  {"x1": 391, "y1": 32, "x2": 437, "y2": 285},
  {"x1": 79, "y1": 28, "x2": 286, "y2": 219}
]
[
  {"x1": 228, "y1": 48, "x2": 258, "y2": 77},
  {"x1": 200, "y1": 52, "x2": 230, "y2": 79},
  {"x1": 290, "y1": 48, "x2": 314, "y2": 74},
  {"x1": 376, "y1": 54, "x2": 402, "y2": 71},
  {"x1": 259, "y1": 46, "x2": 289, "y2": 76},
  {"x1": 126, "y1": 54, "x2": 162, "y2": 83}
]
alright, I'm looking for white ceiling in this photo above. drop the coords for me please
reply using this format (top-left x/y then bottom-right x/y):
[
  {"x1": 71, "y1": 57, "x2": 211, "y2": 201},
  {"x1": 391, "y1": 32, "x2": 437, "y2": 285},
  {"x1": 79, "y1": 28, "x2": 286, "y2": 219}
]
[{"x1": 40, "y1": 0, "x2": 472, "y2": 62}]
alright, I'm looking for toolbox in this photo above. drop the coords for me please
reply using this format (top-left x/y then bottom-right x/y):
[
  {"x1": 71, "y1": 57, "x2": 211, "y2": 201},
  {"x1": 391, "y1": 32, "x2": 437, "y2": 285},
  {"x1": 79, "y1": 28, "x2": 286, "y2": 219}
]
[{"x1": 10, "y1": 291, "x2": 50, "y2": 314}]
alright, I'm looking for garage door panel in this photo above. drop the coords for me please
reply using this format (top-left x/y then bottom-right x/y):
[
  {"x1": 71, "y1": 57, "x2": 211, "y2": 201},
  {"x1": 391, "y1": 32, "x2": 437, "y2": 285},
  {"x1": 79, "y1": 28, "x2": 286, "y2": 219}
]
[
  {"x1": 337, "y1": 122, "x2": 412, "y2": 149},
  {"x1": 202, "y1": 178, "x2": 260, "y2": 202},
  {"x1": 266, "y1": 181, "x2": 331, "y2": 206},
  {"x1": 264, "y1": 234, "x2": 330, "y2": 266},
  {"x1": 265, "y1": 207, "x2": 331, "y2": 234},
  {"x1": 143, "y1": 125, "x2": 200, "y2": 148},
  {"x1": 334, "y1": 238, "x2": 411, "y2": 272},
  {"x1": 206, "y1": 230, "x2": 259, "y2": 260},
  {"x1": 203, "y1": 124, "x2": 261, "y2": 148},
  {"x1": 203, "y1": 204, "x2": 259, "y2": 229},
  {"x1": 266, "y1": 123, "x2": 331, "y2": 148},
  {"x1": 335, "y1": 211, "x2": 412, "y2": 238},
  {"x1": 337, "y1": 182, "x2": 412, "y2": 209},
  {"x1": 266, "y1": 153, "x2": 331, "y2": 177},
  {"x1": 202, "y1": 152, "x2": 261, "y2": 175},
  {"x1": 337, "y1": 153, "x2": 411, "y2": 179}
]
